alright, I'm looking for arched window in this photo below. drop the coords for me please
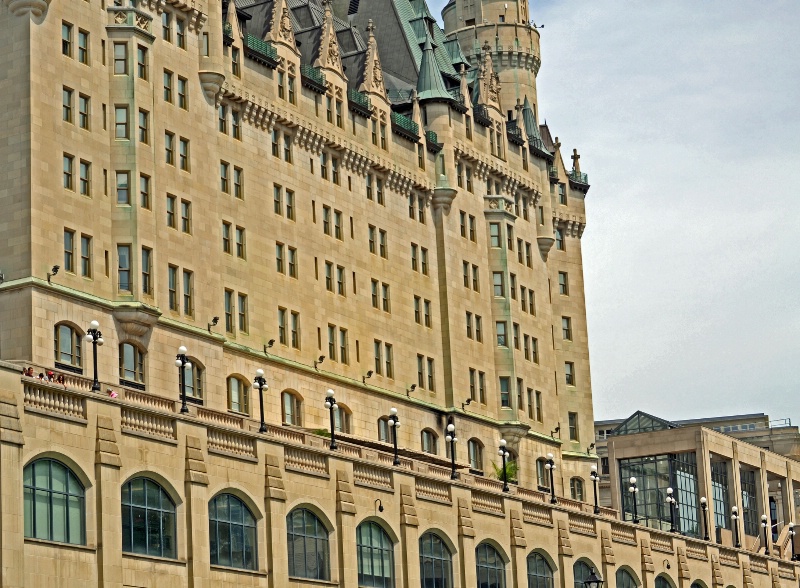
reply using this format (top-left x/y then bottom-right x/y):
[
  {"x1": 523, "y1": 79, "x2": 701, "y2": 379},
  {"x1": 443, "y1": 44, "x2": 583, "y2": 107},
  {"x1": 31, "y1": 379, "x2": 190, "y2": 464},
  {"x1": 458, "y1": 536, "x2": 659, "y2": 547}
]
[
  {"x1": 122, "y1": 477, "x2": 176, "y2": 558},
  {"x1": 526, "y1": 552, "x2": 554, "y2": 588},
  {"x1": 356, "y1": 521, "x2": 394, "y2": 587},
  {"x1": 184, "y1": 360, "x2": 204, "y2": 401},
  {"x1": 655, "y1": 576, "x2": 674, "y2": 588},
  {"x1": 419, "y1": 531, "x2": 453, "y2": 588},
  {"x1": 468, "y1": 439, "x2": 484, "y2": 471},
  {"x1": 209, "y1": 493, "x2": 257, "y2": 570},
  {"x1": 569, "y1": 478, "x2": 584, "y2": 502},
  {"x1": 54, "y1": 323, "x2": 82, "y2": 370},
  {"x1": 287, "y1": 508, "x2": 330, "y2": 580},
  {"x1": 119, "y1": 342, "x2": 145, "y2": 387},
  {"x1": 421, "y1": 429, "x2": 438, "y2": 454},
  {"x1": 227, "y1": 376, "x2": 249, "y2": 414},
  {"x1": 536, "y1": 458, "x2": 549, "y2": 489},
  {"x1": 23, "y1": 458, "x2": 85, "y2": 545},
  {"x1": 334, "y1": 404, "x2": 352, "y2": 434},
  {"x1": 617, "y1": 569, "x2": 638, "y2": 588},
  {"x1": 378, "y1": 417, "x2": 391, "y2": 442},
  {"x1": 476, "y1": 542, "x2": 506, "y2": 588},
  {"x1": 573, "y1": 561, "x2": 593, "y2": 588},
  {"x1": 282, "y1": 391, "x2": 302, "y2": 426}
]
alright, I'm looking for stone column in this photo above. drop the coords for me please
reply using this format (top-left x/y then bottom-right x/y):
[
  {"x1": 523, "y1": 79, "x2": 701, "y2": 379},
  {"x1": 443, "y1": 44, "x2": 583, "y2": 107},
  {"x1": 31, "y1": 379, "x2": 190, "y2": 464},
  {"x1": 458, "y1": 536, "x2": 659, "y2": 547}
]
[
  {"x1": 457, "y1": 497, "x2": 476, "y2": 588},
  {"x1": 555, "y1": 518, "x2": 573, "y2": 588},
  {"x1": 185, "y1": 435, "x2": 210, "y2": 588},
  {"x1": 509, "y1": 509, "x2": 527, "y2": 588},
  {"x1": 264, "y1": 453, "x2": 289, "y2": 588},
  {"x1": 95, "y1": 415, "x2": 123, "y2": 588},
  {"x1": 399, "y1": 484, "x2": 420, "y2": 588},
  {"x1": 0, "y1": 391, "x2": 25, "y2": 588},
  {"x1": 758, "y1": 451, "x2": 770, "y2": 551},
  {"x1": 730, "y1": 443, "x2": 744, "y2": 536},
  {"x1": 696, "y1": 429, "x2": 715, "y2": 539},
  {"x1": 335, "y1": 469, "x2": 358, "y2": 587}
]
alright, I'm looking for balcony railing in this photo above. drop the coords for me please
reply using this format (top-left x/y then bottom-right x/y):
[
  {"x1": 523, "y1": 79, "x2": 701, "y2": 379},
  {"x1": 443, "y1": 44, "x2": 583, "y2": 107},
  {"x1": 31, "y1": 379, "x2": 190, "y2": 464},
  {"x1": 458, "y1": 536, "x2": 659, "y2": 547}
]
[
  {"x1": 425, "y1": 130, "x2": 443, "y2": 153},
  {"x1": 244, "y1": 35, "x2": 278, "y2": 69},
  {"x1": 390, "y1": 111, "x2": 420, "y2": 142},
  {"x1": 222, "y1": 21, "x2": 234, "y2": 46},
  {"x1": 506, "y1": 122, "x2": 525, "y2": 146},
  {"x1": 347, "y1": 88, "x2": 372, "y2": 117},
  {"x1": 448, "y1": 88, "x2": 468, "y2": 113},
  {"x1": 568, "y1": 169, "x2": 589, "y2": 189},
  {"x1": 300, "y1": 64, "x2": 327, "y2": 94},
  {"x1": 473, "y1": 104, "x2": 492, "y2": 127}
]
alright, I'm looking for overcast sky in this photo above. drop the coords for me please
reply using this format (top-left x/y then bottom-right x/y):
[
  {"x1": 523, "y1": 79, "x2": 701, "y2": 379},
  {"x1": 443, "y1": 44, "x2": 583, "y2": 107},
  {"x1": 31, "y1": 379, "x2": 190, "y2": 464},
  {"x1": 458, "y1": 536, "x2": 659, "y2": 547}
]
[{"x1": 428, "y1": 0, "x2": 800, "y2": 423}]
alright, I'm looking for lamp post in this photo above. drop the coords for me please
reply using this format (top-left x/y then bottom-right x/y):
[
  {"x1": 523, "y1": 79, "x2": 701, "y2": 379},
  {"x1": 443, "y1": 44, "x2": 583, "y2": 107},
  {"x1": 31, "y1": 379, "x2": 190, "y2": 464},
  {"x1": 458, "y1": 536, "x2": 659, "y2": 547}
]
[
  {"x1": 388, "y1": 408, "x2": 400, "y2": 465},
  {"x1": 590, "y1": 465, "x2": 600, "y2": 515},
  {"x1": 790, "y1": 522, "x2": 796, "y2": 561},
  {"x1": 761, "y1": 514, "x2": 770, "y2": 555},
  {"x1": 325, "y1": 389, "x2": 338, "y2": 451},
  {"x1": 253, "y1": 369, "x2": 268, "y2": 433},
  {"x1": 731, "y1": 506, "x2": 741, "y2": 548},
  {"x1": 629, "y1": 477, "x2": 640, "y2": 524},
  {"x1": 666, "y1": 488, "x2": 678, "y2": 533},
  {"x1": 583, "y1": 567, "x2": 605, "y2": 588},
  {"x1": 174, "y1": 346, "x2": 191, "y2": 414},
  {"x1": 699, "y1": 496, "x2": 710, "y2": 540},
  {"x1": 498, "y1": 439, "x2": 510, "y2": 493},
  {"x1": 445, "y1": 420, "x2": 458, "y2": 480},
  {"x1": 545, "y1": 453, "x2": 557, "y2": 504},
  {"x1": 84, "y1": 320, "x2": 104, "y2": 391}
]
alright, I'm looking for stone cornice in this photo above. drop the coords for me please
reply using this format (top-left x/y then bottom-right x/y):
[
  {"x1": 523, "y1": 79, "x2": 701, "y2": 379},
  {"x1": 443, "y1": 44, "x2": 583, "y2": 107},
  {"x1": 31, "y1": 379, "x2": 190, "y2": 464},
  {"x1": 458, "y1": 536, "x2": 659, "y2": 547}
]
[
  {"x1": 454, "y1": 141, "x2": 540, "y2": 199},
  {"x1": 136, "y1": 0, "x2": 207, "y2": 32}
]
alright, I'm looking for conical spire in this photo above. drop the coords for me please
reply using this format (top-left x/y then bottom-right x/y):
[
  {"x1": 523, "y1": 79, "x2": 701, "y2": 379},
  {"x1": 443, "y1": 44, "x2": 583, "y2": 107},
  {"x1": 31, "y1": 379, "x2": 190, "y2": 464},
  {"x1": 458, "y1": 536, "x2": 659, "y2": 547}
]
[{"x1": 416, "y1": 36, "x2": 451, "y2": 103}]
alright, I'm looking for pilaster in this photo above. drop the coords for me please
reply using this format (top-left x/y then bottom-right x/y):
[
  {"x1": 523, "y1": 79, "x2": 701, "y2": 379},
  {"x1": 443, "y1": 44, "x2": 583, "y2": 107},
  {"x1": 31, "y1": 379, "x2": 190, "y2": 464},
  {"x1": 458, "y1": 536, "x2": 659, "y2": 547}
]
[
  {"x1": 185, "y1": 435, "x2": 209, "y2": 588},
  {"x1": 0, "y1": 391, "x2": 24, "y2": 588},
  {"x1": 335, "y1": 469, "x2": 358, "y2": 587},
  {"x1": 399, "y1": 484, "x2": 420, "y2": 588},
  {"x1": 509, "y1": 509, "x2": 527, "y2": 588},
  {"x1": 264, "y1": 453, "x2": 288, "y2": 588},
  {"x1": 95, "y1": 415, "x2": 122, "y2": 588}
]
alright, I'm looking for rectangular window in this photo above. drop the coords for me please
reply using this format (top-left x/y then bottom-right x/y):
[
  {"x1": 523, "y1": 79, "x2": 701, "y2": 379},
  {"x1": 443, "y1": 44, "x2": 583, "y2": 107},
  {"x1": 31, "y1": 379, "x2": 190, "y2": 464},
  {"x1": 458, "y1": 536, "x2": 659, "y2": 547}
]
[
  {"x1": 559, "y1": 183, "x2": 567, "y2": 205},
  {"x1": 272, "y1": 130, "x2": 280, "y2": 157},
  {"x1": 377, "y1": 179, "x2": 384, "y2": 205},
  {"x1": 525, "y1": 243, "x2": 532, "y2": 267},
  {"x1": 565, "y1": 362, "x2": 575, "y2": 386},
  {"x1": 288, "y1": 247, "x2": 297, "y2": 278},
  {"x1": 559, "y1": 272, "x2": 569, "y2": 295},
  {"x1": 510, "y1": 274, "x2": 517, "y2": 299},
  {"x1": 63, "y1": 229, "x2": 75, "y2": 272},
  {"x1": 320, "y1": 152, "x2": 328, "y2": 180},
  {"x1": 284, "y1": 135, "x2": 293, "y2": 163},
  {"x1": 489, "y1": 223, "x2": 501, "y2": 247},
  {"x1": 233, "y1": 167, "x2": 244, "y2": 199},
  {"x1": 276, "y1": 243, "x2": 285, "y2": 274},
  {"x1": 182, "y1": 269, "x2": 193, "y2": 316},
  {"x1": 138, "y1": 109, "x2": 149, "y2": 143},
  {"x1": 113, "y1": 42, "x2": 127, "y2": 74},
  {"x1": 372, "y1": 280, "x2": 380, "y2": 309},
  {"x1": 222, "y1": 222, "x2": 232, "y2": 254},
  {"x1": 78, "y1": 94, "x2": 90, "y2": 129},
  {"x1": 139, "y1": 174, "x2": 150, "y2": 208},
  {"x1": 379, "y1": 230, "x2": 387, "y2": 258},
  {"x1": 114, "y1": 106, "x2": 129, "y2": 139},
  {"x1": 235, "y1": 226, "x2": 246, "y2": 259},
  {"x1": 179, "y1": 137, "x2": 190, "y2": 171},
  {"x1": 478, "y1": 371, "x2": 486, "y2": 403},
  {"x1": 116, "y1": 171, "x2": 130, "y2": 204},
  {"x1": 62, "y1": 22, "x2": 73, "y2": 56},
  {"x1": 62, "y1": 87, "x2": 73, "y2": 122},
  {"x1": 232, "y1": 110, "x2": 242, "y2": 140},
  {"x1": 417, "y1": 354, "x2": 424, "y2": 388},
  {"x1": 176, "y1": 18, "x2": 186, "y2": 49},
  {"x1": 381, "y1": 283, "x2": 390, "y2": 312},
  {"x1": 412, "y1": 244, "x2": 419, "y2": 272},
  {"x1": 496, "y1": 322, "x2": 507, "y2": 347},
  {"x1": 169, "y1": 266, "x2": 179, "y2": 311},
  {"x1": 224, "y1": 289, "x2": 234, "y2": 332},
  {"x1": 472, "y1": 265, "x2": 479, "y2": 291},
  {"x1": 288, "y1": 75, "x2": 296, "y2": 104},
  {"x1": 466, "y1": 166, "x2": 473, "y2": 192},
  {"x1": 334, "y1": 210, "x2": 343, "y2": 240},
  {"x1": 507, "y1": 224, "x2": 514, "y2": 250},
  {"x1": 327, "y1": 325, "x2": 337, "y2": 361},
  {"x1": 79, "y1": 160, "x2": 91, "y2": 196},
  {"x1": 384, "y1": 343, "x2": 393, "y2": 377},
  {"x1": 366, "y1": 174, "x2": 374, "y2": 201},
  {"x1": 562, "y1": 317, "x2": 572, "y2": 340},
  {"x1": 535, "y1": 391, "x2": 543, "y2": 422},
  {"x1": 291, "y1": 311, "x2": 301, "y2": 349},
  {"x1": 220, "y1": 161, "x2": 230, "y2": 193},
  {"x1": 163, "y1": 70, "x2": 173, "y2": 102},
  {"x1": 286, "y1": 190, "x2": 295, "y2": 219},
  {"x1": 166, "y1": 195, "x2": 177, "y2": 228},
  {"x1": 177, "y1": 76, "x2": 188, "y2": 109},
  {"x1": 531, "y1": 337, "x2": 539, "y2": 363},
  {"x1": 371, "y1": 340, "x2": 382, "y2": 375},
  {"x1": 141, "y1": 247, "x2": 152, "y2": 294},
  {"x1": 336, "y1": 265, "x2": 346, "y2": 296},
  {"x1": 162, "y1": 12, "x2": 172, "y2": 41},
  {"x1": 368, "y1": 225, "x2": 376, "y2": 254},
  {"x1": 80, "y1": 234, "x2": 92, "y2": 278},
  {"x1": 469, "y1": 368, "x2": 476, "y2": 400},
  {"x1": 513, "y1": 323, "x2": 520, "y2": 349},
  {"x1": 180, "y1": 200, "x2": 191, "y2": 233},
  {"x1": 164, "y1": 131, "x2": 175, "y2": 164},
  {"x1": 568, "y1": 412, "x2": 579, "y2": 441},
  {"x1": 492, "y1": 272, "x2": 504, "y2": 297},
  {"x1": 136, "y1": 45, "x2": 148, "y2": 79},
  {"x1": 380, "y1": 123, "x2": 387, "y2": 149},
  {"x1": 517, "y1": 378, "x2": 524, "y2": 410},
  {"x1": 460, "y1": 211, "x2": 466, "y2": 237},
  {"x1": 463, "y1": 262, "x2": 469, "y2": 287},
  {"x1": 527, "y1": 388, "x2": 533, "y2": 419},
  {"x1": 473, "y1": 315, "x2": 482, "y2": 342},
  {"x1": 324, "y1": 261, "x2": 333, "y2": 291},
  {"x1": 218, "y1": 104, "x2": 228, "y2": 134},
  {"x1": 426, "y1": 357, "x2": 435, "y2": 391},
  {"x1": 339, "y1": 328, "x2": 348, "y2": 363},
  {"x1": 237, "y1": 293, "x2": 248, "y2": 332},
  {"x1": 117, "y1": 245, "x2": 131, "y2": 291},
  {"x1": 499, "y1": 377, "x2": 510, "y2": 408},
  {"x1": 415, "y1": 296, "x2": 422, "y2": 323},
  {"x1": 231, "y1": 47, "x2": 240, "y2": 77},
  {"x1": 421, "y1": 248, "x2": 428, "y2": 275},
  {"x1": 423, "y1": 300, "x2": 431, "y2": 328},
  {"x1": 556, "y1": 228, "x2": 565, "y2": 251}
]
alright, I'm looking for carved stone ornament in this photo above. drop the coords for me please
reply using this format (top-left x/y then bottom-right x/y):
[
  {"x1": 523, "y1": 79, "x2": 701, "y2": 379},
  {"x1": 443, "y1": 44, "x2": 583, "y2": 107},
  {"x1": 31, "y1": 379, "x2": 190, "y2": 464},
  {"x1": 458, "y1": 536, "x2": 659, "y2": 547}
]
[
  {"x1": 279, "y1": 7, "x2": 292, "y2": 39},
  {"x1": 114, "y1": 11, "x2": 127, "y2": 24},
  {"x1": 135, "y1": 14, "x2": 150, "y2": 31},
  {"x1": 373, "y1": 61, "x2": 383, "y2": 88},
  {"x1": 4, "y1": 0, "x2": 49, "y2": 17},
  {"x1": 327, "y1": 36, "x2": 340, "y2": 66}
]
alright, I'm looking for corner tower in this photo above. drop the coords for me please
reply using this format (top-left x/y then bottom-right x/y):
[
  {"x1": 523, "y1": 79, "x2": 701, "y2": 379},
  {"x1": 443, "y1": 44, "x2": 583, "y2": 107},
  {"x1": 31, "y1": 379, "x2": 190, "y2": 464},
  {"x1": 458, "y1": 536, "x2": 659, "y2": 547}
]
[{"x1": 442, "y1": 0, "x2": 540, "y2": 120}]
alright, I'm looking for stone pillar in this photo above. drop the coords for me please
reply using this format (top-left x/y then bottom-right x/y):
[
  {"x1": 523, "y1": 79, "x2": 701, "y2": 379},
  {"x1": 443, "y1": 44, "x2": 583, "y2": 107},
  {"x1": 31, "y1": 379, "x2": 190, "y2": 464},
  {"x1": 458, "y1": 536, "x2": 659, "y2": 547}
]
[
  {"x1": 758, "y1": 451, "x2": 770, "y2": 551},
  {"x1": 555, "y1": 518, "x2": 573, "y2": 588},
  {"x1": 95, "y1": 415, "x2": 123, "y2": 588},
  {"x1": 457, "y1": 497, "x2": 476, "y2": 588},
  {"x1": 0, "y1": 391, "x2": 25, "y2": 588},
  {"x1": 399, "y1": 484, "x2": 420, "y2": 588},
  {"x1": 509, "y1": 509, "x2": 527, "y2": 588},
  {"x1": 599, "y1": 529, "x2": 615, "y2": 588},
  {"x1": 696, "y1": 429, "x2": 715, "y2": 539},
  {"x1": 264, "y1": 453, "x2": 289, "y2": 588},
  {"x1": 731, "y1": 443, "x2": 744, "y2": 532},
  {"x1": 185, "y1": 435, "x2": 210, "y2": 588},
  {"x1": 335, "y1": 470, "x2": 358, "y2": 587},
  {"x1": 639, "y1": 536, "x2": 655, "y2": 588}
]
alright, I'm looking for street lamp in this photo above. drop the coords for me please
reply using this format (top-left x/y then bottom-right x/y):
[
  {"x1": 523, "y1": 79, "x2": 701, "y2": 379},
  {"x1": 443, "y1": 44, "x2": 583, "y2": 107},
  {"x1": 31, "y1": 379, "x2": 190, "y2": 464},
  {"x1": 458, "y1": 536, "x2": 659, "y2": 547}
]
[
  {"x1": 628, "y1": 477, "x2": 640, "y2": 524},
  {"x1": 388, "y1": 408, "x2": 400, "y2": 465},
  {"x1": 253, "y1": 369, "x2": 268, "y2": 433},
  {"x1": 545, "y1": 453, "x2": 557, "y2": 504},
  {"x1": 583, "y1": 568, "x2": 604, "y2": 588},
  {"x1": 789, "y1": 522, "x2": 796, "y2": 561},
  {"x1": 498, "y1": 439, "x2": 510, "y2": 493},
  {"x1": 666, "y1": 488, "x2": 678, "y2": 533},
  {"x1": 699, "y1": 496, "x2": 709, "y2": 540},
  {"x1": 731, "y1": 506, "x2": 741, "y2": 548},
  {"x1": 445, "y1": 420, "x2": 458, "y2": 480},
  {"x1": 84, "y1": 320, "x2": 104, "y2": 391},
  {"x1": 174, "y1": 346, "x2": 191, "y2": 414},
  {"x1": 324, "y1": 389, "x2": 339, "y2": 451},
  {"x1": 761, "y1": 514, "x2": 770, "y2": 555},
  {"x1": 589, "y1": 465, "x2": 600, "y2": 515}
]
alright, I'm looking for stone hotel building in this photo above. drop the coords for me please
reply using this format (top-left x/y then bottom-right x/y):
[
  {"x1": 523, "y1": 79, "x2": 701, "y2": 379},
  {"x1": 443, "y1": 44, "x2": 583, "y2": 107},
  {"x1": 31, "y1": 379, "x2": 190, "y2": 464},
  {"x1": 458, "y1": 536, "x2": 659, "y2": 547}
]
[{"x1": 0, "y1": 0, "x2": 796, "y2": 585}]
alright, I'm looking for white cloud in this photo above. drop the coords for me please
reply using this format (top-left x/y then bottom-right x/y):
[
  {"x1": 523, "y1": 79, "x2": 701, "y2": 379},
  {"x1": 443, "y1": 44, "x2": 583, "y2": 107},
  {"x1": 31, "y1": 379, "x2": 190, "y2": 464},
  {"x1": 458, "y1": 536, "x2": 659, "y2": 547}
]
[{"x1": 429, "y1": 1, "x2": 800, "y2": 423}]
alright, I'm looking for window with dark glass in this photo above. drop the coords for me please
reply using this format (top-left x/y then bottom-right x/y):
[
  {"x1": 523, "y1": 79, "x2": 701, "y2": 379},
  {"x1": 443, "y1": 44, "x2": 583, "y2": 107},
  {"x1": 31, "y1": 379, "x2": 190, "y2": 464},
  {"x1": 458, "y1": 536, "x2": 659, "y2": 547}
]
[
  {"x1": 122, "y1": 478, "x2": 176, "y2": 558},
  {"x1": 419, "y1": 532, "x2": 453, "y2": 588},
  {"x1": 527, "y1": 552, "x2": 554, "y2": 588},
  {"x1": 24, "y1": 459, "x2": 85, "y2": 545},
  {"x1": 357, "y1": 521, "x2": 394, "y2": 588},
  {"x1": 209, "y1": 493, "x2": 257, "y2": 570},
  {"x1": 287, "y1": 508, "x2": 329, "y2": 580},
  {"x1": 476, "y1": 543, "x2": 506, "y2": 588}
]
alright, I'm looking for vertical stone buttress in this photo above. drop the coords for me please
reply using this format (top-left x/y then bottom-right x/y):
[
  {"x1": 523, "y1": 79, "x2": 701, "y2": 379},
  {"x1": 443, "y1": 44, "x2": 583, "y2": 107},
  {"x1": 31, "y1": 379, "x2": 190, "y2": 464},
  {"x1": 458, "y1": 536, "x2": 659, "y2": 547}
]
[
  {"x1": 0, "y1": 391, "x2": 24, "y2": 587},
  {"x1": 185, "y1": 435, "x2": 210, "y2": 588},
  {"x1": 400, "y1": 484, "x2": 420, "y2": 588},
  {"x1": 265, "y1": 453, "x2": 288, "y2": 588},
  {"x1": 335, "y1": 470, "x2": 358, "y2": 587},
  {"x1": 96, "y1": 415, "x2": 122, "y2": 588}
]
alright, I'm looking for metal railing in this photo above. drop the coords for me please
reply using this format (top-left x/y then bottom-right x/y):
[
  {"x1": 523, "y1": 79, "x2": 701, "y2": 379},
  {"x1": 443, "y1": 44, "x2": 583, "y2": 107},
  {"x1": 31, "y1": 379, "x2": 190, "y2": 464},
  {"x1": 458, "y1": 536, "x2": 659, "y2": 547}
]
[
  {"x1": 244, "y1": 35, "x2": 278, "y2": 62},
  {"x1": 390, "y1": 111, "x2": 419, "y2": 138},
  {"x1": 568, "y1": 169, "x2": 589, "y2": 185},
  {"x1": 347, "y1": 88, "x2": 372, "y2": 112},
  {"x1": 300, "y1": 64, "x2": 326, "y2": 88}
]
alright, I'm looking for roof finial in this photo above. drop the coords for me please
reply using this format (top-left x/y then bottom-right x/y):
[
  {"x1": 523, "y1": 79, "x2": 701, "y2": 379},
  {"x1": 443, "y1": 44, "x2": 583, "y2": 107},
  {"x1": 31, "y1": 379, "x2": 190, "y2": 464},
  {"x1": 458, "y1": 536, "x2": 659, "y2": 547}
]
[
  {"x1": 366, "y1": 18, "x2": 375, "y2": 37},
  {"x1": 571, "y1": 148, "x2": 581, "y2": 173}
]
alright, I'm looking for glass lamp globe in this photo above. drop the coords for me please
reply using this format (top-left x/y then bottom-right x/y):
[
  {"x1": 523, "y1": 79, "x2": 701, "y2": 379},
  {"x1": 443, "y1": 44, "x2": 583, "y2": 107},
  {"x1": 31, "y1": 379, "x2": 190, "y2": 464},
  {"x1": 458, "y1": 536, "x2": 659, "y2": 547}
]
[{"x1": 90, "y1": 320, "x2": 100, "y2": 329}]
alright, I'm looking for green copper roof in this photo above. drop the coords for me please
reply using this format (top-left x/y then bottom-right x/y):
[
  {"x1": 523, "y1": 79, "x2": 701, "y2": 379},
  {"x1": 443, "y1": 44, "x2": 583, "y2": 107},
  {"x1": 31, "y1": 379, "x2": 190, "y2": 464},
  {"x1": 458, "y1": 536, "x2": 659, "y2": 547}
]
[
  {"x1": 416, "y1": 36, "x2": 452, "y2": 102},
  {"x1": 611, "y1": 411, "x2": 680, "y2": 437}
]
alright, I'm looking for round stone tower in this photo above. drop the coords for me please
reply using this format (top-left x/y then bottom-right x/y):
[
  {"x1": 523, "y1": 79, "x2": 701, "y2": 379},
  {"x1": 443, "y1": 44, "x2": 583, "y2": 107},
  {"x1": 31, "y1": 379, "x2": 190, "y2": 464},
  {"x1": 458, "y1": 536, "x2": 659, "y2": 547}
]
[{"x1": 442, "y1": 0, "x2": 541, "y2": 120}]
